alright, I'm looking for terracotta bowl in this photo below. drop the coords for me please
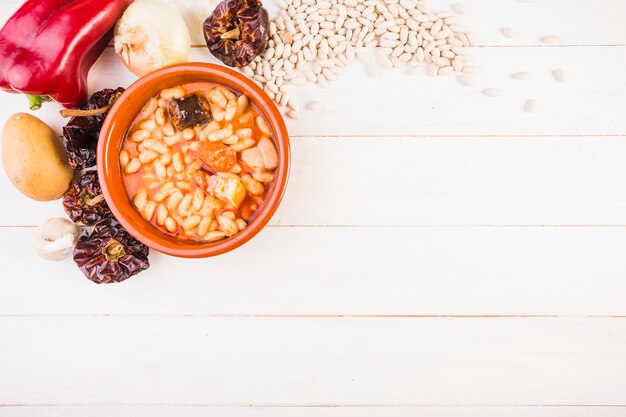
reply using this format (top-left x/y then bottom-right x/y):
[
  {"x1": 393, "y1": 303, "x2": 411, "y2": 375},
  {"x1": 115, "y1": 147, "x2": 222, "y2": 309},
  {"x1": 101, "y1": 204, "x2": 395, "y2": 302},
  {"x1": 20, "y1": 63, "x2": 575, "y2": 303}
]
[{"x1": 97, "y1": 63, "x2": 290, "y2": 258}]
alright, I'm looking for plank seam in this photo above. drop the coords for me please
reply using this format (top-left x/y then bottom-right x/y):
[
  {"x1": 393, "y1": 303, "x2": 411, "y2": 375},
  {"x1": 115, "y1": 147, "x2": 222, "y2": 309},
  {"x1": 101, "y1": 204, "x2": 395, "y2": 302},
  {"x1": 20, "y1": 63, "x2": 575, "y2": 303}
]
[
  {"x1": 290, "y1": 135, "x2": 626, "y2": 138},
  {"x1": 75, "y1": 43, "x2": 626, "y2": 50},
  {"x1": 93, "y1": 44, "x2": 626, "y2": 49},
  {"x1": 3, "y1": 403, "x2": 626, "y2": 408},
  {"x1": 183, "y1": 44, "x2": 626, "y2": 48},
  {"x1": 0, "y1": 314, "x2": 624, "y2": 318},
  {"x1": 3, "y1": 225, "x2": 626, "y2": 229}
]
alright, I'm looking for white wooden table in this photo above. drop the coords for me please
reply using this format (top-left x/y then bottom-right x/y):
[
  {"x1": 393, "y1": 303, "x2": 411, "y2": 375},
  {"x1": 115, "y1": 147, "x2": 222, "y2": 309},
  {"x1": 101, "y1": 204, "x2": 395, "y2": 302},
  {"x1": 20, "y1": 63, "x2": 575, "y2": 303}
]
[{"x1": 1, "y1": 0, "x2": 626, "y2": 416}]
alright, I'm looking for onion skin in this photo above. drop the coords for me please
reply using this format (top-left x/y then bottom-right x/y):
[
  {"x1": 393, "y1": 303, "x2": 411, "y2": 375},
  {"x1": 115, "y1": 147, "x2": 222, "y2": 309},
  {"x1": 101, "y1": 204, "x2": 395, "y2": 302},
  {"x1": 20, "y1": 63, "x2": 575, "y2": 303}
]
[{"x1": 114, "y1": 0, "x2": 191, "y2": 77}]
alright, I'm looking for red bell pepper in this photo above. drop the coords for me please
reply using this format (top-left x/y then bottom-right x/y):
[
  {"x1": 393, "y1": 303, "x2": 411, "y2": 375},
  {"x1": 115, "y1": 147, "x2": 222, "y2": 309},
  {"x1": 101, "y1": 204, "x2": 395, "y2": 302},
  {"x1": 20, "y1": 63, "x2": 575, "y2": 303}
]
[{"x1": 0, "y1": 0, "x2": 132, "y2": 110}]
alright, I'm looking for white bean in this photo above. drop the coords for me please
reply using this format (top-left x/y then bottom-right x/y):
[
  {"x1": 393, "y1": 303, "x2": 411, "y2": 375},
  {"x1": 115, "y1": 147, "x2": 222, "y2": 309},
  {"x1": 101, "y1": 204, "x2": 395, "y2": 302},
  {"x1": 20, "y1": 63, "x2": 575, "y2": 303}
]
[
  {"x1": 241, "y1": 174, "x2": 265, "y2": 195},
  {"x1": 160, "y1": 86, "x2": 186, "y2": 99},
  {"x1": 236, "y1": 128, "x2": 253, "y2": 139},
  {"x1": 119, "y1": 150, "x2": 130, "y2": 167},
  {"x1": 217, "y1": 215, "x2": 239, "y2": 236},
  {"x1": 553, "y1": 68, "x2": 566, "y2": 83},
  {"x1": 208, "y1": 88, "x2": 228, "y2": 107},
  {"x1": 142, "y1": 201, "x2": 156, "y2": 221},
  {"x1": 257, "y1": 137, "x2": 279, "y2": 169},
  {"x1": 154, "y1": 182, "x2": 175, "y2": 202},
  {"x1": 142, "y1": 139, "x2": 168, "y2": 154},
  {"x1": 125, "y1": 158, "x2": 141, "y2": 174},
  {"x1": 203, "y1": 231, "x2": 227, "y2": 242},
  {"x1": 139, "y1": 150, "x2": 159, "y2": 164},
  {"x1": 208, "y1": 127, "x2": 233, "y2": 142},
  {"x1": 166, "y1": 191, "x2": 183, "y2": 211},
  {"x1": 133, "y1": 189, "x2": 148, "y2": 211},
  {"x1": 165, "y1": 217, "x2": 178, "y2": 233},
  {"x1": 224, "y1": 99, "x2": 238, "y2": 121},
  {"x1": 156, "y1": 204, "x2": 168, "y2": 226},
  {"x1": 230, "y1": 138, "x2": 256, "y2": 152},
  {"x1": 482, "y1": 88, "x2": 503, "y2": 97},
  {"x1": 241, "y1": 147, "x2": 265, "y2": 171},
  {"x1": 255, "y1": 116, "x2": 271, "y2": 136},
  {"x1": 524, "y1": 99, "x2": 538, "y2": 113},
  {"x1": 173, "y1": 152, "x2": 185, "y2": 173},
  {"x1": 183, "y1": 215, "x2": 202, "y2": 231},
  {"x1": 131, "y1": 129, "x2": 149, "y2": 142}
]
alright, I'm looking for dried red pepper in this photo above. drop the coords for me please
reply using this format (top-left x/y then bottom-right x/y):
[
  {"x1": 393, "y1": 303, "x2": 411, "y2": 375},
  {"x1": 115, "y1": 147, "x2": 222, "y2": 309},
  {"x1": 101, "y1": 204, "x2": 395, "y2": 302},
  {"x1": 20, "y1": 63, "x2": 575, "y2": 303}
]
[
  {"x1": 73, "y1": 218, "x2": 150, "y2": 284},
  {"x1": 0, "y1": 0, "x2": 132, "y2": 110},
  {"x1": 63, "y1": 172, "x2": 111, "y2": 225},
  {"x1": 203, "y1": 0, "x2": 269, "y2": 67},
  {"x1": 62, "y1": 88, "x2": 124, "y2": 170}
]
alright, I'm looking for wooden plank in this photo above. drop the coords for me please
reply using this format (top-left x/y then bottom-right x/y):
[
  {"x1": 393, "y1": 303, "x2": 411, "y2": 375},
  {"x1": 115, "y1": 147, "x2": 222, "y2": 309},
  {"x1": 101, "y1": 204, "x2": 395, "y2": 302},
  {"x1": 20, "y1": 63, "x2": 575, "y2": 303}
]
[
  {"x1": 1, "y1": 0, "x2": 625, "y2": 46},
  {"x1": 267, "y1": 45, "x2": 626, "y2": 137},
  {"x1": 1, "y1": 226, "x2": 626, "y2": 315},
  {"x1": 0, "y1": 317, "x2": 624, "y2": 404},
  {"x1": 0, "y1": 46, "x2": 624, "y2": 139},
  {"x1": 3, "y1": 137, "x2": 626, "y2": 227},
  {"x1": 1, "y1": 405, "x2": 625, "y2": 417},
  {"x1": 431, "y1": 0, "x2": 626, "y2": 46}
]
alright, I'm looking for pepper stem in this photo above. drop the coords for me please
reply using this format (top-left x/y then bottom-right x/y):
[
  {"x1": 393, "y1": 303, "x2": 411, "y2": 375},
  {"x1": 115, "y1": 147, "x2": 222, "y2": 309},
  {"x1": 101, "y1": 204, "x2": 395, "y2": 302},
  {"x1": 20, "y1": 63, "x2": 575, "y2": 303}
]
[
  {"x1": 59, "y1": 92, "x2": 122, "y2": 118},
  {"x1": 78, "y1": 190, "x2": 105, "y2": 207},
  {"x1": 85, "y1": 194, "x2": 105, "y2": 206},
  {"x1": 221, "y1": 27, "x2": 241, "y2": 40},
  {"x1": 102, "y1": 239, "x2": 126, "y2": 263},
  {"x1": 27, "y1": 95, "x2": 52, "y2": 111}
]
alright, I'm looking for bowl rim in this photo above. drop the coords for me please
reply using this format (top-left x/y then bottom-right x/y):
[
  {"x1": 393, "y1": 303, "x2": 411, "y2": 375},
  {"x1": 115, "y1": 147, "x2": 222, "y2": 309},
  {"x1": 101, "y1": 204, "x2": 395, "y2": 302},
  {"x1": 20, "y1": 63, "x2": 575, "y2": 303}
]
[{"x1": 97, "y1": 62, "x2": 290, "y2": 258}]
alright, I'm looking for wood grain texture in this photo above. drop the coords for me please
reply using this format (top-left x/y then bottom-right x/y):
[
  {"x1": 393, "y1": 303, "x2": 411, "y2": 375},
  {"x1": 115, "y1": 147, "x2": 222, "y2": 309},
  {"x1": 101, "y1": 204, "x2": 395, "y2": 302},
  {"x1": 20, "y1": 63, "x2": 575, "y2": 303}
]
[
  {"x1": 1, "y1": 317, "x2": 625, "y2": 405},
  {"x1": 1, "y1": 226, "x2": 625, "y2": 316},
  {"x1": 3, "y1": 406, "x2": 626, "y2": 417},
  {"x1": 1, "y1": 1, "x2": 625, "y2": 415},
  {"x1": 2, "y1": 0, "x2": 625, "y2": 46},
  {"x1": 3, "y1": 137, "x2": 626, "y2": 227},
  {"x1": 0, "y1": 47, "x2": 624, "y2": 138}
]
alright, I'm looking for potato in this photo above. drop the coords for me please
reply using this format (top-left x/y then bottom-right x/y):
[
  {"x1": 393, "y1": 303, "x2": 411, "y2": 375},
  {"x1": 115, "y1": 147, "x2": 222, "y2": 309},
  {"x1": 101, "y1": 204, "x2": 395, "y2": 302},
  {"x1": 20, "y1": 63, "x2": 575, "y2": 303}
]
[{"x1": 2, "y1": 113, "x2": 73, "y2": 201}]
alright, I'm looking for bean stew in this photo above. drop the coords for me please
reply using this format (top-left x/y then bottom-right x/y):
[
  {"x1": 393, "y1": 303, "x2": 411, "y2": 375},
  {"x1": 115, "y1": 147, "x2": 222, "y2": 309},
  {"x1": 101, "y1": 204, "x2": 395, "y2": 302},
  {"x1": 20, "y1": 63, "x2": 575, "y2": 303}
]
[{"x1": 120, "y1": 83, "x2": 278, "y2": 243}]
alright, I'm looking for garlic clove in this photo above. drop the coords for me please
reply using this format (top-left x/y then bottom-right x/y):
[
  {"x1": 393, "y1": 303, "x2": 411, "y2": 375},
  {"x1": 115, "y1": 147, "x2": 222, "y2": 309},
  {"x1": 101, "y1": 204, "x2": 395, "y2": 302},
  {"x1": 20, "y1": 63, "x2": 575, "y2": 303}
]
[{"x1": 33, "y1": 218, "x2": 80, "y2": 261}]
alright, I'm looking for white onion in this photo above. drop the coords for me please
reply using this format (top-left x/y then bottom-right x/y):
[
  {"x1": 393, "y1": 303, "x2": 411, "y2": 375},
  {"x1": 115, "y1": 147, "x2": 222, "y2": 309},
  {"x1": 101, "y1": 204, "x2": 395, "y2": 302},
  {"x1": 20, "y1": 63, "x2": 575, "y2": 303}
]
[
  {"x1": 114, "y1": 0, "x2": 191, "y2": 77},
  {"x1": 162, "y1": 0, "x2": 219, "y2": 45}
]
